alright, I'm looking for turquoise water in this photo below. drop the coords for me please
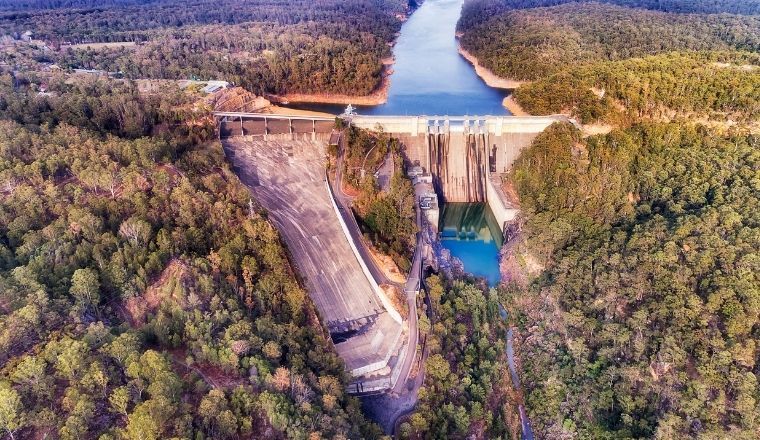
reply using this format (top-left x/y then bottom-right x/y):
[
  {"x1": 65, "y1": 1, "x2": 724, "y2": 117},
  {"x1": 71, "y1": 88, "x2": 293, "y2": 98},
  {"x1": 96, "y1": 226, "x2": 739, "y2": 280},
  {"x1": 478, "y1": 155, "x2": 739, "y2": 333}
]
[{"x1": 439, "y1": 203, "x2": 502, "y2": 285}]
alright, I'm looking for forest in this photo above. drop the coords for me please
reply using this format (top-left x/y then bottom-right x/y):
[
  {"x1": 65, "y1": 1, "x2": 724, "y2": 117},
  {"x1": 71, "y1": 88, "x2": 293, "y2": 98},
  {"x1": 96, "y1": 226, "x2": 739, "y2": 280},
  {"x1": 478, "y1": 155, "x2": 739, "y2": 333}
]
[
  {"x1": 459, "y1": 0, "x2": 760, "y2": 31},
  {"x1": 399, "y1": 276, "x2": 518, "y2": 439},
  {"x1": 0, "y1": 0, "x2": 408, "y2": 96},
  {"x1": 336, "y1": 125, "x2": 417, "y2": 273},
  {"x1": 457, "y1": 1, "x2": 760, "y2": 438},
  {"x1": 512, "y1": 51, "x2": 760, "y2": 124},
  {"x1": 502, "y1": 121, "x2": 759, "y2": 438},
  {"x1": 458, "y1": 1, "x2": 760, "y2": 125},
  {"x1": 459, "y1": 2, "x2": 760, "y2": 81},
  {"x1": 0, "y1": 75, "x2": 384, "y2": 439}
]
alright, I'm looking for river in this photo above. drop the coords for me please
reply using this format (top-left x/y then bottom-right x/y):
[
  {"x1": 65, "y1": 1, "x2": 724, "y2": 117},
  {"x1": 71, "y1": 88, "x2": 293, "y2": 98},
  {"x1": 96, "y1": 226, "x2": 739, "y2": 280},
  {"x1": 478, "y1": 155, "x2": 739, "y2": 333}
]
[
  {"x1": 439, "y1": 203, "x2": 502, "y2": 286},
  {"x1": 298, "y1": 0, "x2": 510, "y2": 115},
  {"x1": 305, "y1": 0, "x2": 507, "y2": 283}
]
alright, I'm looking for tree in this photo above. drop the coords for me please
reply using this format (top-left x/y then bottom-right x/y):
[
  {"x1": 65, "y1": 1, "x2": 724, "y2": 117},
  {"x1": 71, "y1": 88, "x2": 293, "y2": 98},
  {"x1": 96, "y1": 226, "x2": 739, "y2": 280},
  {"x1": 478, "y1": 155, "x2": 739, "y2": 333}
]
[
  {"x1": 105, "y1": 332, "x2": 141, "y2": 367},
  {"x1": 109, "y1": 386, "x2": 131, "y2": 417},
  {"x1": 199, "y1": 389, "x2": 238, "y2": 439},
  {"x1": 53, "y1": 338, "x2": 88, "y2": 381},
  {"x1": 118, "y1": 217, "x2": 153, "y2": 246},
  {"x1": 426, "y1": 354, "x2": 451, "y2": 388},
  {"x1": 0, "y1": 384, "x2": 23, "y2": 440},
  {"x1": 11, "y1": 355, "x2": 49, "y2": 400},
  {"x1": 70, "y1": 268, "x2": 101, "y2": 313},
  {"x1": 263, "y1": 341, "x2": 282, "y2": 361}
]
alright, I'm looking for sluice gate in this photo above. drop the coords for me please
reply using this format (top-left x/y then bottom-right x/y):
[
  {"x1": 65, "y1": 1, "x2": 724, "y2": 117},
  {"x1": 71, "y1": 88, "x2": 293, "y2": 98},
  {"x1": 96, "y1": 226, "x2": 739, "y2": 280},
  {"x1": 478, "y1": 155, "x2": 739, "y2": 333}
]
[
  {"x1": 351, "y1": 115, "x2": 569, "y2": 203},
  {"x1": 428, "y1": 120, "x2": 489, "y2": 203},
  {"x1": 214, "y1": 111, "x2": 571, "y2": 235}
]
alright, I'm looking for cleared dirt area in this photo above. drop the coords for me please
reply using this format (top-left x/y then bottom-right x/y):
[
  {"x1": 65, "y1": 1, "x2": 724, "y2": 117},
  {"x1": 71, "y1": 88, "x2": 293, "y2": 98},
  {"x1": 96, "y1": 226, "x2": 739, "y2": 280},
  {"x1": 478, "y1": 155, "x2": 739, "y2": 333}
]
[
  {"x1": 125, "y1": 259, "x2": 189, "y2": 325},
  {"x1": 458, "y1": 45, "x2": 526, "y2": 90},
  {"x1": 503, "y1": 95, "x2": 530, "y2": 116}
]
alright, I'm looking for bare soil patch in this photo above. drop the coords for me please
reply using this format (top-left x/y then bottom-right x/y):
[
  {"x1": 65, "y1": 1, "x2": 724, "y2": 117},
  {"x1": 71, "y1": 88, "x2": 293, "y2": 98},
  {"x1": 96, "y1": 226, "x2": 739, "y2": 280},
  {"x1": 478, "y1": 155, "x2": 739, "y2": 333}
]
[
  {"x1": 502, "y1": 95, "x2": 530, "y2": 116},
  {"x1": 267, "y1": 75, "x2": 389, "y2": 106},
  {"x1": 381, "y1": 284, "x2": 408, "y2": 317},
  {"x1": 581, "y1": 122, "x2": 614, "y2": 136},
  {"x1": 500, "y1": 179, "x2": 521, "y2": 207},
  {"x1": 124, "y1": 259, "x2": 190, "y2": 325},
  {"x1": 367, "y1": 245, "x2": 407, "y2": 285}
]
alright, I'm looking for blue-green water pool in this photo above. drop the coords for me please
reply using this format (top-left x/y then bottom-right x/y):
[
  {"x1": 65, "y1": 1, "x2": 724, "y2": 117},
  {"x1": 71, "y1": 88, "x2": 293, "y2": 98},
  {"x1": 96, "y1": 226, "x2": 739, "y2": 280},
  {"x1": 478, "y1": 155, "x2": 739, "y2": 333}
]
[{"x1": 439, "y1": 203, "x2": 502, "y2": 286}]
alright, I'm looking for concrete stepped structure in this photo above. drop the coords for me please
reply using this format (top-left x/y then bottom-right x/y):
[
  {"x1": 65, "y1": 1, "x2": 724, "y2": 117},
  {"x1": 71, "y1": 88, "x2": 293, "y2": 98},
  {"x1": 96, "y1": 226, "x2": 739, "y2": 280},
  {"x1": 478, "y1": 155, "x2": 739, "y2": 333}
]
[
  {"x1": 215, "y1": 110, "x2": 568, "y2": 244},
  {"x1": 221, "y1": 136, "x2": 404, "y2": 387}
]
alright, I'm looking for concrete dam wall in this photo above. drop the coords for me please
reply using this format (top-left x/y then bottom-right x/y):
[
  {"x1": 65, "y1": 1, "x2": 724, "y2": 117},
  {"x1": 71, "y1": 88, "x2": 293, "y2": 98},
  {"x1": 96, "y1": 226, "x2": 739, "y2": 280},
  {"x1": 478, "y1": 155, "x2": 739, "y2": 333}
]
[
  {"x1": 352, "y1": 115, "x2": 566, "y2": 234},
  {"x1": 214, "y1": 111, "x2": 568, "y2": 237},
  {"x1": 352, "y1": 115, "x2": 566, "y2": 203}
]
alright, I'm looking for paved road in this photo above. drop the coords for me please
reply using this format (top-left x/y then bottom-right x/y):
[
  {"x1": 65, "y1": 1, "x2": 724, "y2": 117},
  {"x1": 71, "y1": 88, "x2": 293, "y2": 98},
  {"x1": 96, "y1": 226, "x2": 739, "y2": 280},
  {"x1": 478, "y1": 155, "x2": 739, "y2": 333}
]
[{"x1": 333, "y1": 131, "x2": 421, "y2": 407}]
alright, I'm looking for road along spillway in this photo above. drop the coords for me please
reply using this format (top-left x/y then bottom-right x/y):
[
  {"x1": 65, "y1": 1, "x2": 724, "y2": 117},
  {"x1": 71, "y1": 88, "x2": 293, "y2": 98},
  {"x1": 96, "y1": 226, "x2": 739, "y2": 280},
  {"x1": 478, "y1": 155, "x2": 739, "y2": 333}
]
[{"x1": 222, "y1": 135, "x2": 409, "y2": 391}]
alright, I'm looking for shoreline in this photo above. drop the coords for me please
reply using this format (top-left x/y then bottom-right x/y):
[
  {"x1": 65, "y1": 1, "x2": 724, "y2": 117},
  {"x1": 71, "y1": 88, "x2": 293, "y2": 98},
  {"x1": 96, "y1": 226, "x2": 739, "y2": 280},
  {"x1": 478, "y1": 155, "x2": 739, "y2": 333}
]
[
  {"x1": 457, "y1": 45, "x2": 526, "y2": 90},
  {"x1": 261, "y1": 105, "x2": 336, "y2": 118},
  {"x1": 502, "y1": 95, "x2": 530, "y2": 116},
  {"x1": 267, "y1": 58, "x2": 393, "y2": 107}
]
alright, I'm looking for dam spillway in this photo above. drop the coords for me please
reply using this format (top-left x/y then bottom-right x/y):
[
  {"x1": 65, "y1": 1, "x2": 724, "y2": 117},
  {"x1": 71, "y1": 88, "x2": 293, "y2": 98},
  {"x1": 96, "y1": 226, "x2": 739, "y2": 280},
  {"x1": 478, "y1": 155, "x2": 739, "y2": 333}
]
[
  {"x1": 351, "y1": 114, "x2": 567, "y2": 204},
  {"x1": 216, "y1": 111, "x2": 570, "y2": 235}
]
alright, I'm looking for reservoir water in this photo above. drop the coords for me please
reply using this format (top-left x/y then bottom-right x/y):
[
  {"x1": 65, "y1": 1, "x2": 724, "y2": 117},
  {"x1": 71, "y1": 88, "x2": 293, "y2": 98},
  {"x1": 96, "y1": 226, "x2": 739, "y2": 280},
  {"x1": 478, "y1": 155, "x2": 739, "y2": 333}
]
[
  {"x1": 304, "y1": 0, "x2": 508, "y2": 283},
  {"x1": 440, "y1": 203, "x2": 502, "y2": 286},
  {"x1": 298, "y1": 0, "x2": 510, "y2": 116}
]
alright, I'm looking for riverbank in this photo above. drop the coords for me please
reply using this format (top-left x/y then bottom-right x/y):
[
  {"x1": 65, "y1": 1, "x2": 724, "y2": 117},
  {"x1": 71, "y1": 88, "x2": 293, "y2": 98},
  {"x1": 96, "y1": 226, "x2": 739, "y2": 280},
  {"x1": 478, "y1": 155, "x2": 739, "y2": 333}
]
[
  {"x1": 457, "y1": 45, "x2": 526, "y2": 90},
  {"x1": 267, "y1": 59, "x2": 392, "y2": 106},
  {"x1": 502, "y1": 95, "x2": 530, "y2": 116}
]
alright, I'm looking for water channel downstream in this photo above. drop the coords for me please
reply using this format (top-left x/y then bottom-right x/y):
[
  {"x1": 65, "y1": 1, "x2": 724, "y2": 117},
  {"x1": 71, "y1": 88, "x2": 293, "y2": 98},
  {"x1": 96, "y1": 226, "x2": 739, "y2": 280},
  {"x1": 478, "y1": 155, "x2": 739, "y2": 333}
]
[
  {"x1": 304, "y1": 0, "x2": 511, "y2": 285},
  {"x1": 345, "y1": 0, "x2": 531, "y2": 435}
]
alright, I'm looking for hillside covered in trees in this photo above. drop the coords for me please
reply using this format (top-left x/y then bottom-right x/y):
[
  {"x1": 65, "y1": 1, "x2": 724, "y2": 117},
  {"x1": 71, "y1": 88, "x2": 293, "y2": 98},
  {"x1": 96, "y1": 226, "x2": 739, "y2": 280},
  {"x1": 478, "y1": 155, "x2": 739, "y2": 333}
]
[
  {"x1": 459, "y1": 0, "x2": 760, "y2": 31},
  {"x1": 513, "y1": 51, "x2": 760, "y2": 124},
  {"x1": 460, "y1": 2, "x2": 759, "y2": 81},
  {"x1": 336, "y1": 125, "x2": 417, "y2": 272},
  {"x1": 399, "y1": 276, "x2": 519, "y2": 438},
  {"x1": 0, "y1": 0, "x2": 409, "y2": 96},
  {"x1": 456, "y1": 1, "x2": 760, "y2": 438},
  {"x1": 458, "y1": 0, "x2": 760, "y2": 125},
  {"x1": 0, "y1": 74, "x2": 383, "y2": 439},
  {"x1": 503, "y1": 121, "x2": 759, "y2": 438}
]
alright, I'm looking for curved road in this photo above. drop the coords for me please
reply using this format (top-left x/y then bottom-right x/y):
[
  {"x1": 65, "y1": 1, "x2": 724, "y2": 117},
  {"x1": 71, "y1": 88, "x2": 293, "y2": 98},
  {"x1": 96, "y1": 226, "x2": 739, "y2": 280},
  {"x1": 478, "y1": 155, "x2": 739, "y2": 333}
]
[{"x1": 331, "y1": 133, "x2": 420, "y2": 402}]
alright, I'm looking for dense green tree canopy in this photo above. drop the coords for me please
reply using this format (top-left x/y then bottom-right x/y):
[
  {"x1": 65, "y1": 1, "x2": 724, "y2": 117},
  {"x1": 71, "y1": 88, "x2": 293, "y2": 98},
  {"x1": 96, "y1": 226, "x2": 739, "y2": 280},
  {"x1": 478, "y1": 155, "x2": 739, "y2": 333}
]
[
  {"x1": 503, "y1": 122, "x2": 759, "y2": 438},
  {"x1": 403, "y1": 276, "x2": 515, "y2": 439},
  {"x1": 0, "y1": 76, "x2": 382, "y2": 438},
  {"x1": 0, "y1": 0, "x2": 409, "y2": 96},
  {"x1": 513, "y1": 51, "x2": 760, "y2": 124},
  {"x1": 459, "y1": 0, "x2": 760, "y2": 31},
  {"x1": 460, "y1": 2, "x2": 760, "y2": 81}
]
